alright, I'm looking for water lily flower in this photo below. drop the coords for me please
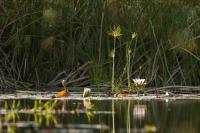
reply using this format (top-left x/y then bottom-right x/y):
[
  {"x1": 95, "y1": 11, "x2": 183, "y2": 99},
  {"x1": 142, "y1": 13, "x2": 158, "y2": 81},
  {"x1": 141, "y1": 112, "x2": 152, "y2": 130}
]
[
  {"x1": 132, "y1": 79, "x2": 146, "y2": 96},
  {"x1": 132, "y1": 79, "x2": 146, "y2": 85}
]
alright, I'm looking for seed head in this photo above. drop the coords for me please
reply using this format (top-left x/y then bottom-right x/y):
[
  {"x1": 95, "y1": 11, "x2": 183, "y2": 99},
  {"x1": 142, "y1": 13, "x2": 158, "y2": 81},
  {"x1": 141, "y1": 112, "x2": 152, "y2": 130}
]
[{"x1": 108, "y1": 25, "x2": 122, "y2": 38}]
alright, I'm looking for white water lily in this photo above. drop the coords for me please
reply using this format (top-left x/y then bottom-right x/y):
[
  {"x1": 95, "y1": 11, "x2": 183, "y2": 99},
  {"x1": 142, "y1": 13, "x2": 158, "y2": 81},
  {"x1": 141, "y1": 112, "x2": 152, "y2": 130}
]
[
  {"x1": 132, "y1": 79, "x2": 146, "y2": 96},
  {"x1": 132, "y1": 79, "x2": 146, "y2": 85}
]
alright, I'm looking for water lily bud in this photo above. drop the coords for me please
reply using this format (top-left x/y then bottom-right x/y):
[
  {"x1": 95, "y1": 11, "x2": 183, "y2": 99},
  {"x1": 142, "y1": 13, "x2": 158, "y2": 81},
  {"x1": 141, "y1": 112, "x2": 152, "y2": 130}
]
[
  {"x1": 128, "y1": 49, "x2": 132, "y2": 54},
  {"x1": 110, "y1": 49, "x2": 115, "y2": 58},
  {"x1": 131, "y1": 32, "x2": 137, "y2": 39},
  {"x1": 83, "y1": 88, "x2": 91, "y2": 97}
]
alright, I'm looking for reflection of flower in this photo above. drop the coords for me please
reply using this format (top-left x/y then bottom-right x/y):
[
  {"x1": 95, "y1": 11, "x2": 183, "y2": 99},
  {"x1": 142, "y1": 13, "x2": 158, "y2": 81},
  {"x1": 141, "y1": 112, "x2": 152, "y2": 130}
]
[
  {"x1": 133, "y1": 105, "x2": 147, "y2": 120},
  {"x1": 83, "y1": 99, "x2": 94, "y2": 110},
  {"x1": 83, "y1": 99, "x2": 94, "y2": 122}
]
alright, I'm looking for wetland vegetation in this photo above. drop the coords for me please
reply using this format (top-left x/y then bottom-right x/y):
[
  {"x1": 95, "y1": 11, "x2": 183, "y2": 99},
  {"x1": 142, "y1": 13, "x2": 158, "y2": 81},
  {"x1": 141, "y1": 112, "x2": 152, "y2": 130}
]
[{"x1": 1, "y1": 0, "x2": 200, "y2": 90}]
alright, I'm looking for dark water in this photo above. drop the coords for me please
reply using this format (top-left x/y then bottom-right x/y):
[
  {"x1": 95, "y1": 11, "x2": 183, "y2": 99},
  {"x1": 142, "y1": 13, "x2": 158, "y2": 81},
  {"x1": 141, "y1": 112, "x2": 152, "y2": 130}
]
[{"x1": 0, "y1": 99, "x2": 199, "y2": 133}]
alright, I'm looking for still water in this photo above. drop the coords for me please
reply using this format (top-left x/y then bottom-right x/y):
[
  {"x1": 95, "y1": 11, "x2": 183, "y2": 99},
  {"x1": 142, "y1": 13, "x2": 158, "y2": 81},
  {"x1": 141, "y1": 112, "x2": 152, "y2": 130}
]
[{"x1": 0, "y1": 98, "x2": 199, "y2": 133}]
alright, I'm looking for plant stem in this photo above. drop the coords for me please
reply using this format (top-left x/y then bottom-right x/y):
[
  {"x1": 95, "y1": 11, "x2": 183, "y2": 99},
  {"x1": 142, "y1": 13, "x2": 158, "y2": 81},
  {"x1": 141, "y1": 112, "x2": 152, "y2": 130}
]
[
  {"x1": 112, "y1": 38, "x2": 116, "y2": 92},
  {"x1": 137, "y1": 90, "x2": 139, "y2": 97},
  {"x1": 127, "y1": 45, "x2": 131, "y2": 90}
]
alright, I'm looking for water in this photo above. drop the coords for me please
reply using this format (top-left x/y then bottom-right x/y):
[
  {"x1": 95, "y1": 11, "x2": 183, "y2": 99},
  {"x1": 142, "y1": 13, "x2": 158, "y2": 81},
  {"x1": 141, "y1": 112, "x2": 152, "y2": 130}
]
[{"x1": 0, "y1": 98, "x2": 199, "y2": 133}]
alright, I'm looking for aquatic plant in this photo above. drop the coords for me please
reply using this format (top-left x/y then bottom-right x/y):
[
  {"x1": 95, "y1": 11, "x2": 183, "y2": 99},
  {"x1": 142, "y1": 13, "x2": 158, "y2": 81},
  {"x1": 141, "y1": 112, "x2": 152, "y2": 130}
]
[
  {"x1": 132, "y1": 79, "x2": 146, "y2": 96},
  {"x1": 108, "y1": 25, "x2": 122, "y2": 38},
  {"x1": 126, "y1": 32, "x2": 137, "y2": 90},
  {"x1": 109, "y1": 25, "x2": 122, "y2": 92}
]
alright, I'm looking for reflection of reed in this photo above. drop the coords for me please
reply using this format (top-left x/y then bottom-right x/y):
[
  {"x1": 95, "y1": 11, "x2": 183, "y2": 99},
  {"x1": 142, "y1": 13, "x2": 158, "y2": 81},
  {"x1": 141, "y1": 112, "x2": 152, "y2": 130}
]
[
  {"x1": 57, "y1": 99, "x2": 68, "y2": 111},
  {"x1": 126, "y1": 101, "x2": 131, "y2": 133},
  {"x1": 33, "y1": 110, "x2": 58, "y2": 127},
  {"x1": 112, "y1": 100, "x2": 115, "y2": 133},
  {"x1": 0, "y1": 116, "x2": 2, "y2": 132}
]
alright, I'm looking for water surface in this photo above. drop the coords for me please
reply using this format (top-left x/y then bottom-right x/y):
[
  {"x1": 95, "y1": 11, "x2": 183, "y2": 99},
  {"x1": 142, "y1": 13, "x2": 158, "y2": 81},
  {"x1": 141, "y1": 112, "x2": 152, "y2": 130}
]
[{"x1": 0, "y1": 98, "x2": 199, "y2": 133}]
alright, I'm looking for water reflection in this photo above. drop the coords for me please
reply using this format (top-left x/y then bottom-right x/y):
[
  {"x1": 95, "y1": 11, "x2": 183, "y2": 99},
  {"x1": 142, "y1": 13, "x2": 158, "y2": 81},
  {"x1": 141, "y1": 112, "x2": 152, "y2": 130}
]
[
  {"x1": 112, "y1": 100, "x2": 115, "y2": 133},
  {"x1": 0, "y1": 99, "x2": 199, "y2": 133},
  {"x1": 133, "y1": 104, "x2": 147, "y2": 120}
]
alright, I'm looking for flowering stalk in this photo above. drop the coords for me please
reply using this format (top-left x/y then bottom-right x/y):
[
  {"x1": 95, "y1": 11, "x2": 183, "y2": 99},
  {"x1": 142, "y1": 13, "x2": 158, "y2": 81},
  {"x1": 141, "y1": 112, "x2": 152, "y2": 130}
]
[
  {"x1": 126, "y1": 43, "x2": 131, "y2": 91},
  {"x1": 109, "y1": 25, "x2": 122, "y2": 92},
  {"x1": 127, "y1": 32, "x2": 137, "y2": 91}
]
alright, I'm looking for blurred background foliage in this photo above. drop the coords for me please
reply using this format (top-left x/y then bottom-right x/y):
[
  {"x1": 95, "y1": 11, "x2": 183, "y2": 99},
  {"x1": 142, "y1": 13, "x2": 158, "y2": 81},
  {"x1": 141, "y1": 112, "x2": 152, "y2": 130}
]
[{"x1": 0, "y1": 0, "x2": 200, "y2": 89}]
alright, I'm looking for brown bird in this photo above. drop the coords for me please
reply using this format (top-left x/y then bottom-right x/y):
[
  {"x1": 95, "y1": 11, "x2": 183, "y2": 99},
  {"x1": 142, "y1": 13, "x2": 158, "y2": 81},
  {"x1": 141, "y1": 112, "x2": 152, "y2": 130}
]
[
  {"x1": 52, "y1": 80, "x2": 70, "y2": 98},
  {"x1": 114, "y1": 91, "x2": 129, "y2": 97}
]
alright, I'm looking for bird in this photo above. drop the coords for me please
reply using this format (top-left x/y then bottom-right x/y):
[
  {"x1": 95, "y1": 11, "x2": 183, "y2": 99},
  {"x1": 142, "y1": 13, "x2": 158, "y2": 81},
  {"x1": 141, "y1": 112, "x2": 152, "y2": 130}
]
[
  {"x1": 52, "y1": 79, "x2": 70, "y2": 98},
  {"x1": 114, "y1": 91, "x2": 129, "y2": 97}
]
